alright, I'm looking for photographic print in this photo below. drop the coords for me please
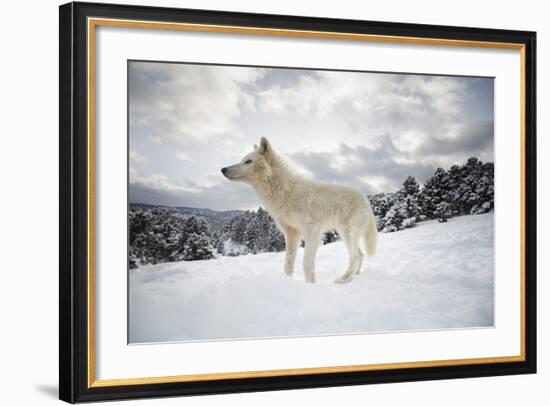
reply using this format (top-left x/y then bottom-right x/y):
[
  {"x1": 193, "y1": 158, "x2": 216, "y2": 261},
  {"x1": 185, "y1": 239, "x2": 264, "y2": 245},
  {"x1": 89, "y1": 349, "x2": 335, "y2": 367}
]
[{"x1": 128, "y1": 61, "x2": 495, "y2": 344}]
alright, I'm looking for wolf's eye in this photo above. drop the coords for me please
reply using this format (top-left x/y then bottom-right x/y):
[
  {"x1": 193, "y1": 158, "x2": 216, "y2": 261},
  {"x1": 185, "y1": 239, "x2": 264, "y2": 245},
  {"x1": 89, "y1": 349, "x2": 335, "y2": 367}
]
[{"x1": 244, "y1": 159, "x2": 252, "y2": 164}]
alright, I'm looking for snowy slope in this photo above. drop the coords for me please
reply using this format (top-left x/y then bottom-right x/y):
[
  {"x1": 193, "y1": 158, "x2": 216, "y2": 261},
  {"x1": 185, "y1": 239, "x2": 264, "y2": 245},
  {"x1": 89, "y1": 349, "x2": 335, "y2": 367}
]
[{"x1": 129, "y1": 213, "x2": 494, "y2": 344}]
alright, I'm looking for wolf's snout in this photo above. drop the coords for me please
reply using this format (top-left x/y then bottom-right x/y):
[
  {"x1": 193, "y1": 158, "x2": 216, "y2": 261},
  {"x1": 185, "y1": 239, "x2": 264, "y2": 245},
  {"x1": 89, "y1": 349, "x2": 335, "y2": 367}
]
[{"x1": 221, "y1": 167, "x2": 228, "y2": 175}]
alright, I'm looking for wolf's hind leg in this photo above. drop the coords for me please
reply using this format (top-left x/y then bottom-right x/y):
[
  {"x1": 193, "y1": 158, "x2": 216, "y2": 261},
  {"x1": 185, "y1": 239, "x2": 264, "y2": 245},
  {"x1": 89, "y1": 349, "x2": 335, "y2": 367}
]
[{"x1": 335, "y1": 228, "x2": 363, "y2": 284}]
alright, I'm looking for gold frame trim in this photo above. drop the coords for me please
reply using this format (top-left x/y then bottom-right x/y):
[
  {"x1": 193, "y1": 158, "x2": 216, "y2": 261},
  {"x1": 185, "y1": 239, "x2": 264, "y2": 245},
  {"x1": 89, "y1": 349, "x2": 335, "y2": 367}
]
[{"x1": 87, "y1": 17, "x2": 527, "y2": 388}]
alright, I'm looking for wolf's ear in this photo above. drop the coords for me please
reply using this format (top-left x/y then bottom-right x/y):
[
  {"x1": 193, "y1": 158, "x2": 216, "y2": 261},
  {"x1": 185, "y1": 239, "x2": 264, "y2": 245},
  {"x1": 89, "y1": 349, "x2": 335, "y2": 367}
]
[
  {"x1": 258, "y1": 137, "x2": 270, "y2": 155},
  {"x1": 253, "y1": 144, "x2": 258, "y2": 150}
]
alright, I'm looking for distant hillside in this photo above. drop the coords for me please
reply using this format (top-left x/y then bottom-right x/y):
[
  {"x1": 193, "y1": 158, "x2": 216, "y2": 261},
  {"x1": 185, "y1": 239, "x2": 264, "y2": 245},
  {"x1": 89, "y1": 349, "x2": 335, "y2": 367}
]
[
  {"x1": 174, "y1": 206, "x2": 243, "y2": 224},
  {"x1": 129, "y1": 203, "x2": 243, "y2": 227}
]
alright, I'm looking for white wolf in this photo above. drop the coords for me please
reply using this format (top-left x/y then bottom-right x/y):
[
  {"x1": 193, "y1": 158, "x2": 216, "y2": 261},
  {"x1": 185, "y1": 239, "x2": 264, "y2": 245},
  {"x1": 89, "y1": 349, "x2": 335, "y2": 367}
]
[{"x1": 221, "y1": 137, "x2": 377, "y2": 284}]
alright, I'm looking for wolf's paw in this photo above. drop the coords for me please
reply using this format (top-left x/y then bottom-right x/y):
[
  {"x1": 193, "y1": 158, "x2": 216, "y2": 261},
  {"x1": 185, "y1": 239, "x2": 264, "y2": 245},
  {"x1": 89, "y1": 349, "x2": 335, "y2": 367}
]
[
  {"x1": 334, "y1": 275, "x2": 353, "y2": 284},
  {"x1": 305, "y1": 275, "x2": 316, "y2": 284},
  {"x1": 284, "y1": 268, "x2": 294, "y2": 277}
]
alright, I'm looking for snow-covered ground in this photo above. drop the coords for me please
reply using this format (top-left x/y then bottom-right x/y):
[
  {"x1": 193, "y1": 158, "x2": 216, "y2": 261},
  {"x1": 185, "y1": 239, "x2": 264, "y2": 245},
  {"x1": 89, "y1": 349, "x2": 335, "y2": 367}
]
[{"x1": 129, "y1": 213, "x2": 494, "y2": 344}]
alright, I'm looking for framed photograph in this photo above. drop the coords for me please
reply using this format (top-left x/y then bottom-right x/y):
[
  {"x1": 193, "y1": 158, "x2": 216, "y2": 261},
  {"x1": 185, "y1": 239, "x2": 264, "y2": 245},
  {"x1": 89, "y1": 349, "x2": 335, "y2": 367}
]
[{"x1": 59, "y1": 1, "x2": 537, "y2": 403}]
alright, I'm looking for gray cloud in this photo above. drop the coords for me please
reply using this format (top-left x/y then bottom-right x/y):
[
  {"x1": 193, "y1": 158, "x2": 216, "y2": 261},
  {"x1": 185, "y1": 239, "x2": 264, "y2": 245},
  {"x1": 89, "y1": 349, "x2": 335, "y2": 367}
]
[
  {"x1": 415, "y1": 121, "x2": 494, "y2": 158},
  {"x1": 291, "y1": 138, "x2": 436, "y2": 194}
]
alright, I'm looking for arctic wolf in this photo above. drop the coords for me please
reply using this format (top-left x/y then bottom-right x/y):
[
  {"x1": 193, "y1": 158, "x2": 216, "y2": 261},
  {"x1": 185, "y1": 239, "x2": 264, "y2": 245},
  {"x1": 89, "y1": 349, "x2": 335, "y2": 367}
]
[{"x1": 221, "y1": 137, "x2": 377, "y2": 284}]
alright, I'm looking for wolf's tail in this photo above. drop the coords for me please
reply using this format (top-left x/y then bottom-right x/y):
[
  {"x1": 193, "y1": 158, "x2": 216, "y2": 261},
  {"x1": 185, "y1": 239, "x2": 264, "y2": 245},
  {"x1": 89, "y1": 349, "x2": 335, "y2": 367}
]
[{"x1": 364, "y1": 208, "x2": 378, "y2": 257}]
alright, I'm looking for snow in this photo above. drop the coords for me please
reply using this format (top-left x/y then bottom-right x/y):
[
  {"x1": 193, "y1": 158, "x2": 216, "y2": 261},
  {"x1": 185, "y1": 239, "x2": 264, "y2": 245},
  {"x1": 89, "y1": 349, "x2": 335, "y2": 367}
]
[
  {"x1": 129, "y1": 213, "x2": 494, "y2": 344},
  {"x1": 222, "y1": 239, "x2": 248, "y2": 256}
]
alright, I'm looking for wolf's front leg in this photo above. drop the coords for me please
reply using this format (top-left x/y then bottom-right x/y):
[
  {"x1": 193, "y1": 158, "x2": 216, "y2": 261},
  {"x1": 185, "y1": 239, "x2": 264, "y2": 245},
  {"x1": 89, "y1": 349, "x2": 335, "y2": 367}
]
[
  {"x1": 282, "y1": 226, "x2": 300, "y2": 277},
  {"x1": 303, "y1": 227, "x2": 321, "y2": 283}
]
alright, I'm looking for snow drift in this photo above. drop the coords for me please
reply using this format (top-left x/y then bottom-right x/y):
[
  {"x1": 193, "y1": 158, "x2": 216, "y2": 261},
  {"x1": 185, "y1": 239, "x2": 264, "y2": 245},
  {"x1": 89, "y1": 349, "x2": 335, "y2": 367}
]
[{"x1": 129, "y1": 213, "x2": 494, "y2": 344}]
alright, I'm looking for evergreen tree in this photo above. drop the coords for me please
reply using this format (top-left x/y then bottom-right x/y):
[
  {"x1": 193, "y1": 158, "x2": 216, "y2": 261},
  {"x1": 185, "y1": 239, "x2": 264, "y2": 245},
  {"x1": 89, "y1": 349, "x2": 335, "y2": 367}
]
[
  {"x1": 382, "y1": 200, "x2": 417, "y2": 232},
  {"x1": 400, "y1": 177, "x2": 421, "y2": 220},
  {"x1": 382, "y1": 176, "x2": 421, "y2": 232},
  {"x1": 230, "y1": 211, "x2": 250, "y2": 245},
  {"x1": 217, "y1": 223, "x2": 231, "y2": 254},
  {"x1": 253, "y1": 207, "x2": 272, "y2": 252},
  {"x1": 419, "y1": 168, "x2": 450, "y2": 219},
  {"x1": 244, "y1": 219, "x2": 259, "y2": 253},
  {"x1": 267, "y1": 221, "x2": 285, "y2": 251},
  {"x1": 368, "y1": 192, "x2": 397, "y2": 231},
  {"x1": 183, "y1": 232, "x2": 214, "y2": 261},
  {"x1": 183, "y1": 215, "x2": 209, "y2": 237},
  {"x1": 435, "y1": 201, "x2": 452, "y2": 223},
  {"x1": 400, "y1": 176, "x2": 420, "y2": 197},
  {"x1": 381, "y1": 204, "x2": 405, "y2": 233}
]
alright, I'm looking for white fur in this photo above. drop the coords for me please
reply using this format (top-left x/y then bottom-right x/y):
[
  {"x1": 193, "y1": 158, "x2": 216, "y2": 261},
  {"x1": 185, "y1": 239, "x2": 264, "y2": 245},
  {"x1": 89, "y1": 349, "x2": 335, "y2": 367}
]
[{"x1": 222, "y1": 137, "x2": 377, "y2": 284}]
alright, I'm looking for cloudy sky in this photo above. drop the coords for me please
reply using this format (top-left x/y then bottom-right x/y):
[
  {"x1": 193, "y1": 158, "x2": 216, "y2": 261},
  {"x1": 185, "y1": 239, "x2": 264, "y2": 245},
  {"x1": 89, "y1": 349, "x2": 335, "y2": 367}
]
[{"x1": 129, "y1": 61, "x2": 494, "y2": 211}]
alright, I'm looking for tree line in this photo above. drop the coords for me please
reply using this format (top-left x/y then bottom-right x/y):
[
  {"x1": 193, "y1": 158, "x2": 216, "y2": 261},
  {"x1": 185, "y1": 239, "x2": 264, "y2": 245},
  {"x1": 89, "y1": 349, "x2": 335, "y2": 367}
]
[{"x1": 371, "y1": 157, "x2": 493, "y2": 232}]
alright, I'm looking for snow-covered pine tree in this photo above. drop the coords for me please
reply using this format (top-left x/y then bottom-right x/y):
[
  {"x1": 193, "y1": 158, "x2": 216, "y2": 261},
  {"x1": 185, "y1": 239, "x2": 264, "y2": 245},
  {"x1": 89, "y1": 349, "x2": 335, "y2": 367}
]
[
  {"x1": 382, "y1": 176, "x2": 422, "y2": 232},
  {"x1": 217, "y1": 223, "x2": 231, "y2": 254},
  {"x1": 381, "y1": 204, "x2": 403, "y2": 233},
  {"x1": 183, "y1": 215, "x2": 210, "y2": 236},
  {"x1": 209, "y1": 231, "x2": 220, "y2": 256},
  {"x1": 401, "y1": 195, "x2": 419, "y2": 228},
  {"x1": 229, "y1": 211, "x2": 250, "y2": 245},
  {"x1": 267, "y1": 220, "x2": 285, "y2": 252},
  {"x1": 435, "y1": 201, "x2": 452, "y2": 223},
  {"x1": 384, "y1": 176, "x2": 423, "y2": 233},
  {"x1": 368, "y1": 192, "x2": 397, "y2": 231},
  {"x1": 462, "y1": 158, "x2": 493, "y2": 215},
  {"x1": 129, "y1": 211, "x2": 148, "y2": 244},
  {"x1": 471, "y1": 161, "x2": 494, "y2": 214},
  {"x1": 253, "y1": 207, "x2": 272, "y2": 252},
  {"x1": 400, "y1": 175, "x2": 420, "y2": 197},
  {"x1": 400, "y1": 177, "x2": 421, "y2": 219},
  {"x1": 439, "y1": 158, "x2": 495, "y2": 216},
  {"x1": 446, "y1": 164, "x2": 464, "y2": 215},
  {"x1": 183, "y1": 232, "x2": 214, "y2": 261},
  {"x1": 243, "y1": 218, "x2": 260, "y2": 254},
  {"x1": 419, "y1": 167, "x2": 451, "y2": 220}
]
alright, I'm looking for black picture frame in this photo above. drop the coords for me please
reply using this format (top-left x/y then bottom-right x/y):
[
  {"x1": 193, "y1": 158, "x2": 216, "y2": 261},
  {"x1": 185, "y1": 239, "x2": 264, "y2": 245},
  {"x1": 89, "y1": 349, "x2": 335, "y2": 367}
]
[{"x1": 59, "y1": 1, "x2": 537, "y2": 403}]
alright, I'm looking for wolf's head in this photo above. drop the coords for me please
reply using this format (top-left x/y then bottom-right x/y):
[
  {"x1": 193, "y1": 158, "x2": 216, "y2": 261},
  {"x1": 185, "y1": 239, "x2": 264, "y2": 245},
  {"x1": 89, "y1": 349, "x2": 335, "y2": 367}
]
[{"x1": 221, "y1": 137, "x2": 274, "y2": 184}]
